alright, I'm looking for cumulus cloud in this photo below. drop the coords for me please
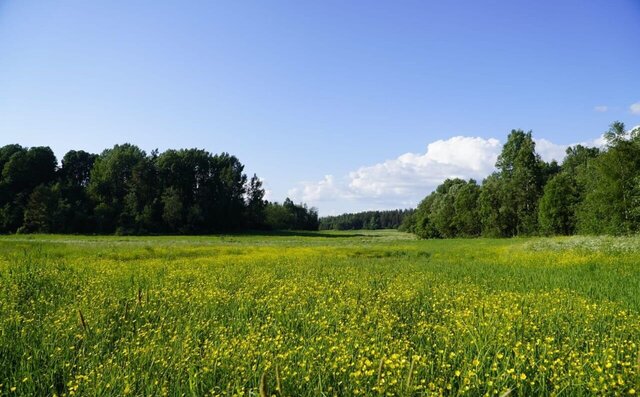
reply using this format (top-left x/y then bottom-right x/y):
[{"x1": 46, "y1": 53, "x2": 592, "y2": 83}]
[
  {"x1": 594, "y1": 105, "x2": 608, "y2": 113},
  {"x1": 533, "y1": 139, "x2": 567, "y2": 163},
  {"x1": 631, "y1": 102, "x2": 640, "y2": 115},
  {"x1": 288, "y1": 175, "x2": 353, "y2": 203},
  {"x1": 534, "y1": 135, "x2": 606, "y2": 163},
  {"x1": 347, "y1": 137, "x2": 501, "y2": 197},
  {"x1": 263, "y1": 187, "x2": 274, "y2": 202},
  {"x1": 289, "y1": 134, "x2": 607, "y2": 215},
  {"x1": 289, "y1": 136, "x2": 501, "y2": 212}
]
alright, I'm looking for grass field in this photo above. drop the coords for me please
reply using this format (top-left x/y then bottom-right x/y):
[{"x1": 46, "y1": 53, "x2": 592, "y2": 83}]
[{"x1": 1, "y1": 231, "x2": 640, "y2": 396}]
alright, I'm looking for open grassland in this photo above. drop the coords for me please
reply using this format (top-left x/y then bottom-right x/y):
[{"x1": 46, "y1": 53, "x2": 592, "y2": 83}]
[{"x1": 1, "y1": 231, "x2": 640, "y2": 396}]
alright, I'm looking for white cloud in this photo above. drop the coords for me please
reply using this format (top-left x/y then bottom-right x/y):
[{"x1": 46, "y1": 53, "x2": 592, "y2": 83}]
[
  {"x1": 263, "y1": 188, "x2": 273, "y2": 202},
  {"x1": 631, "y1": 102, "x2": 640, "y2": 115},
  {"x1": 594, "y1": 105, "x2": 608, "y2": 113},
  {"x1": 533, "y1": 139, "x2": 567, "y2": 163},
  {"x1": 587, "y1": 135, "x2": 608, "y2": 148},
  {"x1": 289, "y1": 136, "x2": 501, "y2": 213},
  {"x1": 347, "y1": 136, "x2": 501, "y2": 197},
  {"x1": 290, "y1": 134, "x2": 607, "y2": 215},
  {"x1": 534, "y1": 136, "x2": 606, "y2": 163},
  {"x1": 287, "y1": 175, "x2": 352, "y2": 203}
]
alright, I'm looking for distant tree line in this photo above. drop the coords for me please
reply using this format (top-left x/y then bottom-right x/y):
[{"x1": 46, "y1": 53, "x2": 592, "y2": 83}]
[
  {"x1": 403, "y1": 122, "x2": 640, "y2": 238},
  {"x1": 0, "y1": 143, "x2": 318, "y2": 234},
  {"x1": 319, "y1": 209, "x2": 415, "y2": 230}
]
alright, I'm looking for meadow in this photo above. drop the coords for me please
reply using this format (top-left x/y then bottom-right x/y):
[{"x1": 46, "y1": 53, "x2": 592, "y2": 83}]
[{"x1": 1, "y1": 231, "x2": 640, "y2": 396}]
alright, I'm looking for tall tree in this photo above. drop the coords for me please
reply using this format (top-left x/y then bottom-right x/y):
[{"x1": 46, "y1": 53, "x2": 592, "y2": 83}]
[
  {"x1": 0, "y1": 146, "x2": 57, "y2": 233},
  {"x1": 55, "y1": 150, "x2": 97, "y2": 233},
  {"x1": 478, "y1": 173, "x2": 509, "y2": 237},
  {"x1": 245, "y1": 174, "x2": 267, "y2": 229},
  {"x1": 538, "y1": 173, "x2": 579, "y2": 235},
  {"x1": 453, "y1": 179, "x2": 481, "y2": 237},
  {"x1": 161, "y1": 187, "x2": 184, "y2": 232},
  {"x1": 88, "y1": 144, "x2": 147, "y2": 233},
  {"x1": 577, "y1": 122, "x2": 640, "y2": 234},
  {"x1": 21, "y1": 184, "x2": 58, "y2": 233},
  {"x1": 488, "y1": 130, "x2": 545, "y2": 236},
  {"x1": 429, "y1": 179, "x2": 467, "y2": 238},
  {"x1": 414, "y1": 193, "x2": 439, "y2": 239},
  {"x1": 536, "y1": 144, "x2": 600, "y2": 236}
]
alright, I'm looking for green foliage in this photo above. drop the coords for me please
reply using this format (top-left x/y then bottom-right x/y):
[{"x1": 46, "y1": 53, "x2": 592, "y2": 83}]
[
  {"x1": 264, "y1": 198, "x2": 319, "y2": 231},
  {"x1": 264, "y1": 201, "x2": 294, "y2": 230},
  {"x1": 0, "y1": 146, "x2": 57, "y2": 233},
  {"x1": 498, "y1": 130, "x2": 545, "y2": 236},
  {"x1": 85, "y1": 144, "x2": 143, "y2": 233},
  {"x1": 245, "y1": 174, "x2": 267, "y2": 229},
  {"x1": 319, "y1": 209, "x2": 414, "y2": 230},
  {"x1": 0, "y1": 143, "x2": 318, "y2": 234},
  {"x1": 6, "y1": 120, "x2": 640, "y2": 238},
  {"x1": 155, "y1": 149, "x2": 249, "y2": 232},
  {"x1": 414, "y1": 179, "x2": 482, "y2": 238},
  {"x1": 161, "y1": 187, "x2": 184, "y2": 232},
  {"x1": 562, "y1": 145, "x2": 600, "y2": 175},
  {"x1": 20, "y1": 185, "x2": 58, "y2": 233},
  {"x1": 477, "y1": 173, "x2": 506, "y2": 237},
  {"x1": 578, "y1": 122, "x2": 640, "y2": 234},
  {"x1": 413, "y1": 128, "x2": 610, "y2": 239},
  {"x1": 414, "y1": 192, "x2": 439, "y2": 238},
  {"x1": 538, "y1": 173, "x2": 578, "y2": 235},
  {"x1": 452, "y1": 180, "x2": 481, "y2": 236},
  {"x1": 397, "y1": 211, "x2": 417, "y2": 233}
]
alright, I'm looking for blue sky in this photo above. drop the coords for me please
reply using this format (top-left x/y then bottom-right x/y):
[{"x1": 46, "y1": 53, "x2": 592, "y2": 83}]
[{"x1": 1, "y1": 1, "x2": 639, "y2": 214}]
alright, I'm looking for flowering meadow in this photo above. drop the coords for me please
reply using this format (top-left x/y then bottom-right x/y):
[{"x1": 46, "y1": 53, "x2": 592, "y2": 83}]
[{"x1": 1, "y1": 231, "x2": 640, "y2": 396}]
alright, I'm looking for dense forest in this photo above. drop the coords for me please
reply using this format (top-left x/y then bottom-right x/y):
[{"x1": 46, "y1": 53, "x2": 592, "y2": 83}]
[
  {"x1": 319, "y1": 209, "x2": 414, "y2": 230},
  {"x1": 0, "y1": 143, "x2": 318, "y2": 234},
  {"x1": 3, "y1": 121, "x2": 639, "y2": 237},
  {"x1": 403, "y1": 122, "x2": 640, "y2": 238}
]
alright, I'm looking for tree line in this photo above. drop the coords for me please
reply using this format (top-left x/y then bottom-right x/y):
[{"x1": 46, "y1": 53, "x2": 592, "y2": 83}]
[
  {"x1": 319, "y1": 209, "x2": 415, "y2": 230},
  {"x1": 403, "y1": 122, "x2": 640, "y2": 238},
  {"x1": 0, "y1": 143, "x2": 318, "y2": 234}
]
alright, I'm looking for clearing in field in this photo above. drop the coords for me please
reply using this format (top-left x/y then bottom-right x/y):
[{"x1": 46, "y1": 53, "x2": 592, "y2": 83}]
[{"x1": 1, "y1": 231, "x2": 639, "y2": 396}]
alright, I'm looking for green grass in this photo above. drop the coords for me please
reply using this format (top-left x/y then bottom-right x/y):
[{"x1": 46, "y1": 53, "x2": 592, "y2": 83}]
[{"x1": 1, "y1": 231, "x2": 640, "y2": 396}]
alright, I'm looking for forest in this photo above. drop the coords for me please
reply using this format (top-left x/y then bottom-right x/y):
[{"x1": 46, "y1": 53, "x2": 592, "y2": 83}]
[
  {"x1": 403, "y1": 122, "x2": 640, "y2": 238},
  {"x1": 2, "y1": 121, "x2": 639, "y2": 237},
  {"x1": 319, "y1": 209, "x2": 414, "y2": 230},
  {"x1": 0, "y1": 144, "x2": 318, "y2": 234}
]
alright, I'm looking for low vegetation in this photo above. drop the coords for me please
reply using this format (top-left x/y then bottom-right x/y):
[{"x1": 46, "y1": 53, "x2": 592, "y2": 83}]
[{"x1": 2, "y1": 231, "x2": 640, "y2": 396}]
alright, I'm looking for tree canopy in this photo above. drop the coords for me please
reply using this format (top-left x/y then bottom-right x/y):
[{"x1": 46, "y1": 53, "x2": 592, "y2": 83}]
[
  {"x1": 408, "y1": 122, "x2": 640, "y2": 238},
  {"x1": 0, "y1": 143, "x2": 317, "y2": 234},
  {"x1": 319, "y1": 209, "x2": 414, "y2": 231},
  {"x1": 4, "y1": 121, "x2": 640, "y2": 237}
]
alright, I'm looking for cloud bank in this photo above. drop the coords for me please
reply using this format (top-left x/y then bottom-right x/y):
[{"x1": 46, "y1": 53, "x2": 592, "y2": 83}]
[{"x1": 289, "y1": 135, "x2": 605, "y2": 215}]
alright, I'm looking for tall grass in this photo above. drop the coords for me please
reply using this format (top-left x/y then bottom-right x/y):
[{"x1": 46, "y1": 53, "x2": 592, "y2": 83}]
[{"x1": 0, "y1": 232, "x2": 639, "y2": 395}]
